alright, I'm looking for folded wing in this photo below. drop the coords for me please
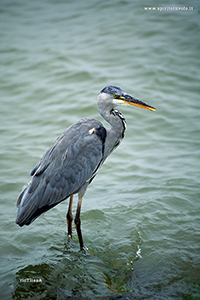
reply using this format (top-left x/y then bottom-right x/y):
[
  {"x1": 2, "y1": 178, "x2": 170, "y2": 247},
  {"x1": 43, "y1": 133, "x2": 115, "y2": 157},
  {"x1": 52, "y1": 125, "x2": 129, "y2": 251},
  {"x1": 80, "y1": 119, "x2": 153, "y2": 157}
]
[{"x1": 16, "y1": 118, "x2": 105, "y2": 226}]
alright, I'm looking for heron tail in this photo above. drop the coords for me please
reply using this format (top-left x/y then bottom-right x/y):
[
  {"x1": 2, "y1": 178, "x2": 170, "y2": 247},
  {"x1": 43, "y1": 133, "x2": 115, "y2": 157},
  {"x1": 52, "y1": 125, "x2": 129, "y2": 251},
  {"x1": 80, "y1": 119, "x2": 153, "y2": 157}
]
[
  {"x1": 16, "y1": 184, "x2": 38, "y2": 226},
  {"x1": 15, "y1": 178, "x2": 61, "y2": 226}
]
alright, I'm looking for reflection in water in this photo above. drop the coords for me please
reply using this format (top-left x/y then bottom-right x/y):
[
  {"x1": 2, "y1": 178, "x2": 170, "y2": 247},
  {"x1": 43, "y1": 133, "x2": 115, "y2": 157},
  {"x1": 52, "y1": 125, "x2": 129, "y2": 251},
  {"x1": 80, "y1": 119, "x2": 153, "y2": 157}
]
[{"x1": 13, "y1": 237, "x2": 140, "y2": 299}]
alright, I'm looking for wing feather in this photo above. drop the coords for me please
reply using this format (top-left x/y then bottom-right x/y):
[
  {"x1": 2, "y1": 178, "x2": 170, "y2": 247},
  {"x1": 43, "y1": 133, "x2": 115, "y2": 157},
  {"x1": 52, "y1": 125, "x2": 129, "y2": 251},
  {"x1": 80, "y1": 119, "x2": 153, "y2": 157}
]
[{"x1": 16, "y1": 118, "x2": 105, "y2": 226}]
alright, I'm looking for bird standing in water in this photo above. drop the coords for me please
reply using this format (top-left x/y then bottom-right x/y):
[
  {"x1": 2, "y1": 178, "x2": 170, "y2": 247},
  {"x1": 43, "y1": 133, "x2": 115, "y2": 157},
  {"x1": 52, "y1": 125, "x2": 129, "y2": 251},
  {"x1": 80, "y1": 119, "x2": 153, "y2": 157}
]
[{"x1": 16, "y1": 86, "x2": 156, "y2": 250}]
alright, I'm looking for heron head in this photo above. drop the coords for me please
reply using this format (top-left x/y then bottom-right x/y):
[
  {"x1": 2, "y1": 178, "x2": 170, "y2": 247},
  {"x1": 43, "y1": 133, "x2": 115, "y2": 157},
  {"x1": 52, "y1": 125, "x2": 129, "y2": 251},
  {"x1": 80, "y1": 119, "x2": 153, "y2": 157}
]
[{"x1": 99, "y1": 86, "x2": 156, "y2": 111}]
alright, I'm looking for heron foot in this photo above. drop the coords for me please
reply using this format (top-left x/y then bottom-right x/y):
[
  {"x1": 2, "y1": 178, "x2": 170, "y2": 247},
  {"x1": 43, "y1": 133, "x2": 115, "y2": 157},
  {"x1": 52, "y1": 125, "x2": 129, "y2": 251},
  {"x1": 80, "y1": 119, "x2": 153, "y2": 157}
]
[{"x1": 82, "y1": 245, "x2": 88, "y2": 251}]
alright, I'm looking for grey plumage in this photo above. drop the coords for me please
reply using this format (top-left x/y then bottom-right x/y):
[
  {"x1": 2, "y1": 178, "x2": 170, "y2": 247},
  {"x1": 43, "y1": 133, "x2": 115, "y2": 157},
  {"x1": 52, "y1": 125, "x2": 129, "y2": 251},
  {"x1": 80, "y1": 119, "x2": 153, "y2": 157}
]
[
  {"x1": 16, "y1": 86, "x2": 156, "y2": 249},
  {"x1": 16, "y1": 118, "x2": 104, "y2": 223}
]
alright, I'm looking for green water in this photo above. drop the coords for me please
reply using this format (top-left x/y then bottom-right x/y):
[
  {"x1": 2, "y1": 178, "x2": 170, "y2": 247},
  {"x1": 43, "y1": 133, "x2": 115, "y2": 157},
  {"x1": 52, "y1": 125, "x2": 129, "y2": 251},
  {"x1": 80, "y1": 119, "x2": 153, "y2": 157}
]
[{"x1": 1, "y1": 0, "x2": 200, "y2": 299}]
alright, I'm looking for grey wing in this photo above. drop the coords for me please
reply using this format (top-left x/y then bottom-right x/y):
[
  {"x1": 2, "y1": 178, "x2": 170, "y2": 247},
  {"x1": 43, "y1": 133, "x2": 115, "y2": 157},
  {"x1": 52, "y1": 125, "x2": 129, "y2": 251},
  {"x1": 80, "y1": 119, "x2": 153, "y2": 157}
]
[{"x1": 16, "y1": 118, "x2": 105, "y2": 226}]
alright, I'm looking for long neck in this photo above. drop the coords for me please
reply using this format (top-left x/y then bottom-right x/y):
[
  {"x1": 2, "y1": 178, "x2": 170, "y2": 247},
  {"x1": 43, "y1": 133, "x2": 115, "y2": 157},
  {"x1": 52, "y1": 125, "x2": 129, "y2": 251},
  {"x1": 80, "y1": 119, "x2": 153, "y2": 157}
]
[{"x1": 98, "y1": 101, "x2": 126, "y2": 157}]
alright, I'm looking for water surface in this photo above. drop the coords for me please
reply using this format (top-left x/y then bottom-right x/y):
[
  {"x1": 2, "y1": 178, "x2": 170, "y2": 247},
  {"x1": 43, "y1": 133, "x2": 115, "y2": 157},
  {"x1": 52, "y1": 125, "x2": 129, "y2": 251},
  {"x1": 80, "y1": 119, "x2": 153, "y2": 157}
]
[{"x1": 0, "y1": 0, "x2": 200, "y2": 299}]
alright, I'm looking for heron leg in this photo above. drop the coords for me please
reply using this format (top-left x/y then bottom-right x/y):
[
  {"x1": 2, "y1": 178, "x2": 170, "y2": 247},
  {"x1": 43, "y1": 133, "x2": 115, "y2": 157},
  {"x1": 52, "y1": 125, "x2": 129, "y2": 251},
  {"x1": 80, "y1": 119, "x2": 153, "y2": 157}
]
[
  {"x1": 74, "y1": 197, "x2": 84, "y2": 250},
  {"x1": 66, "y1": 195, "x2": 73, "y2": 237}
]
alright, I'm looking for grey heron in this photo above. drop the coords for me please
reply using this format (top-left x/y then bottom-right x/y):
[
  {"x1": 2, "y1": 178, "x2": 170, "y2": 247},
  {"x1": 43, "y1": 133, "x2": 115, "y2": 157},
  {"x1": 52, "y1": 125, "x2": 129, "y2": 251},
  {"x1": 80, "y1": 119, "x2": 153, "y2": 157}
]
[{"x1": 16, "y1": 86, "x2": 156, "y2": 250}]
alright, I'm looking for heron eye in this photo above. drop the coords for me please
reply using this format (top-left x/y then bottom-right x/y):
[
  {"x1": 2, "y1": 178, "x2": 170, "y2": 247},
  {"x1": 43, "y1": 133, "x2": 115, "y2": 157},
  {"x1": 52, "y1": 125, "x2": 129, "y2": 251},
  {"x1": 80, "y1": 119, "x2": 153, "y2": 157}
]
[{"x1": 114, "y1": 94, "x2": 118, "y2": 98}]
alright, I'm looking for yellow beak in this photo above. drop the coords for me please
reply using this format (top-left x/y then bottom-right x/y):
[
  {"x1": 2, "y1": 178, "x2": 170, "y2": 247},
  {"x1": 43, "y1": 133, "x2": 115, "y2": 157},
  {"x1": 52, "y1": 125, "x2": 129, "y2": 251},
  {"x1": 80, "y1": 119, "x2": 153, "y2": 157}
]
[{"x1": 122, "y1": 95, "x2": 156, "y2": 111}]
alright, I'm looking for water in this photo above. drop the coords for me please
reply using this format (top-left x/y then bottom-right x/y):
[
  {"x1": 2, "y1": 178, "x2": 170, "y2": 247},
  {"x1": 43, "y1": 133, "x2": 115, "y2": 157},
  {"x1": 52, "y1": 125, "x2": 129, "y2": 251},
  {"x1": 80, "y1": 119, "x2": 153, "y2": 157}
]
[{"x1": 1, "y1": 0, "x2": 200, "y2": 299}]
